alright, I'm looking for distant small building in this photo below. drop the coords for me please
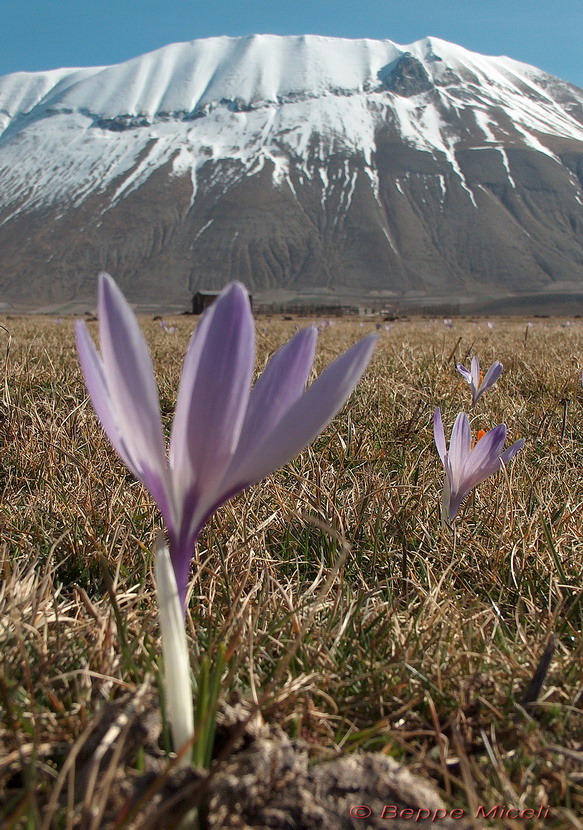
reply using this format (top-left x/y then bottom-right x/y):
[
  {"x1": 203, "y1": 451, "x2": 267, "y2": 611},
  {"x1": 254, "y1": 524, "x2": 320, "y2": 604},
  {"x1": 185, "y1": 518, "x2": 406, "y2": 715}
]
[{"x1": 192, "y1": 289, "x2": 253, "y2": 314}]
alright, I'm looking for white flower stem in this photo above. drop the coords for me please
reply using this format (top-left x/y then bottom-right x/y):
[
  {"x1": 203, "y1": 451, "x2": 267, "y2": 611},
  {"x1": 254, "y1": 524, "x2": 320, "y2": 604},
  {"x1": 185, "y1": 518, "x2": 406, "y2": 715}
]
[{"x1": 154, "y1": 533, "x2": 194, "y2": 767}]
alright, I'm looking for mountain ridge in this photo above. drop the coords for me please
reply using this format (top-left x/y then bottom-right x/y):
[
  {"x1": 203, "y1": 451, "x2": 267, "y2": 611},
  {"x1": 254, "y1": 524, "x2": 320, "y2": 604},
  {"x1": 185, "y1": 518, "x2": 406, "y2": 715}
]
[{"x1": 0, "y1": 34, "x2": 582, "y2": 311}]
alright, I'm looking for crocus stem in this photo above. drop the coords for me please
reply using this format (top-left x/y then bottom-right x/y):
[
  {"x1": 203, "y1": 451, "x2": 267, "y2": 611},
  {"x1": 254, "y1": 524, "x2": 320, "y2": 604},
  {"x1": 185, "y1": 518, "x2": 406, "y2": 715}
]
[{"x1": 154, "y1": 533, "x2": 194, "y2": 767}]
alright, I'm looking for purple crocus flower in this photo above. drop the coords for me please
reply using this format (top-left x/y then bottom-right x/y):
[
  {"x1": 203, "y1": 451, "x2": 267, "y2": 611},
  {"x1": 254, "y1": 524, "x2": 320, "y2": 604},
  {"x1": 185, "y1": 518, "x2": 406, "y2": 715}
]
[
  {"x1": 433, "y1": 408, "x2": 525, "y2": 523},
  {"x1": 76, "y1": 274, "x2": 377, "y2": 608},
  {"x1": 457, "y1": 357, "x2": 503, "y2": 408}
]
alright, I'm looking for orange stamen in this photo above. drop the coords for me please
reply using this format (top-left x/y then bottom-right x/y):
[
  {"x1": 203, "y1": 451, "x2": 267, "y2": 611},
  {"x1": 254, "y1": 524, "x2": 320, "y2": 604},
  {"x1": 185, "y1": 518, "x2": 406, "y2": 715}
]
[{"x1": 471, "y1": 428, "x2": 487, "y2": 449}]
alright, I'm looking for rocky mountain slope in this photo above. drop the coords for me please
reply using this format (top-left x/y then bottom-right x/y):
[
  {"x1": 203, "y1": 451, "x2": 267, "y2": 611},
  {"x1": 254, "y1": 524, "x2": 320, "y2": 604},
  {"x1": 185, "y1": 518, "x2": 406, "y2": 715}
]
[{"x1": 0, "y1": 34, "x2": 582, "y2": 311}]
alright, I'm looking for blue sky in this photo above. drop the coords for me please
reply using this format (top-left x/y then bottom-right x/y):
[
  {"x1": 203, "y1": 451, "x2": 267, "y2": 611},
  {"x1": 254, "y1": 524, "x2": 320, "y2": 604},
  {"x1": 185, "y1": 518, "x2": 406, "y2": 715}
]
[{"x1": 1, "y1": 0, "x2": 582, "y2": 88}]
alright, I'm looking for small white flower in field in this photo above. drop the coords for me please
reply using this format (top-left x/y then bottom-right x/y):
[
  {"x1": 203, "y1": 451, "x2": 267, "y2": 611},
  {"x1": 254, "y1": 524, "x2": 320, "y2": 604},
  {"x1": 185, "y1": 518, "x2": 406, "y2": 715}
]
[
  {"x1": 433, "y1": 408, "x2": 524, "y2": 523},
  {"x1": 76, "y1": 273, "x2": 377, "y2": 610},
  {"x1": 486, "y1": 321, "x2": 495, "y2": 330},
  {"x1": 443, "y1": 318, "x2": 453, "y2": 328},
  {"x1": 457, "y1": 357, "x2": 503, "y2": 408},
  {"x1": 159, "y1": 319, "x2": 176, "y2": 334}
]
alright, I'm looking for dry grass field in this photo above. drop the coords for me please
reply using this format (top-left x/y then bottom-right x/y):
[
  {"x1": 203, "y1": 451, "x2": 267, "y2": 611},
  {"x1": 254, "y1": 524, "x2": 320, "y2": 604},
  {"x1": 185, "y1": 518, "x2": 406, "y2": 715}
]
[{"x1": 0, "y1": 313, "x2": 582, "y2": 828}]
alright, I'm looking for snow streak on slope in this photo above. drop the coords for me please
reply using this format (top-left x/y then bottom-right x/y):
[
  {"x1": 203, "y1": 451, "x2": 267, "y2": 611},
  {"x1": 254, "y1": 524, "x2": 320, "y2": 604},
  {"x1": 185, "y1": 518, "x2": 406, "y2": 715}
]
[{"x1": 0, "y1": 34, "x2": 582, "y2": 220}]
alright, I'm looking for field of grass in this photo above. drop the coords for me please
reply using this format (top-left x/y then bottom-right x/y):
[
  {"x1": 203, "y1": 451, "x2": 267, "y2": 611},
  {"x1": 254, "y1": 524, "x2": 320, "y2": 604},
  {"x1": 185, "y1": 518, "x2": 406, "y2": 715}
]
[{"x1": 0, "y1": 313, "x2": 582, "y2": 828}]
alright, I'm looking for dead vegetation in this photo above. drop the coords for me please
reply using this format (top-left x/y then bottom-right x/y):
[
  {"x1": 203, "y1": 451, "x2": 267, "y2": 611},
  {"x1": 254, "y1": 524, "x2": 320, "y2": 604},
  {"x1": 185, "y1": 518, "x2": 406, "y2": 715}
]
[{"x1": 0, "y1": 314, "x2": 582, "y2": 828}]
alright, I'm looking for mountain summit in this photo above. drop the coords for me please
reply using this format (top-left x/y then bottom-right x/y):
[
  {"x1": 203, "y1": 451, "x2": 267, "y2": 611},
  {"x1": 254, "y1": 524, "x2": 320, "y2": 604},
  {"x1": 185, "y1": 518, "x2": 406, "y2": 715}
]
[{"x1": 1, "y1": 34, "x2": 582, "y2": 311}]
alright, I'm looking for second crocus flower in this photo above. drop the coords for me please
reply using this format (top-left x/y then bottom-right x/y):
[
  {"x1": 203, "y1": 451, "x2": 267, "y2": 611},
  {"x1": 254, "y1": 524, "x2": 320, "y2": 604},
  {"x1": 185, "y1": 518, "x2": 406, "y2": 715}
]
[
  {"x1": 457, "y1": 357, "x2": 503, "y2": 408},
  {"x1": 434, "y1": 408, "x2": 524, "y2": 523}
]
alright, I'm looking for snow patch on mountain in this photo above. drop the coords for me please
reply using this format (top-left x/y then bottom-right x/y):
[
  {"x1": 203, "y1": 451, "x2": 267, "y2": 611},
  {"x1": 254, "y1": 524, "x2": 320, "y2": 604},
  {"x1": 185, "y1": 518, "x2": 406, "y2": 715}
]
[{"x1": 0, "y1": 34, "x2": 582, "y2": 221}]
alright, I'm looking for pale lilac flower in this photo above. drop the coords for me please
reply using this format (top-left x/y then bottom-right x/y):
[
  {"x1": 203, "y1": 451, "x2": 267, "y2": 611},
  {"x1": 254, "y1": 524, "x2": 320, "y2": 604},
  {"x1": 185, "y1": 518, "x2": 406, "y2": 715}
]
[
  {"x1": 433, "y1": 408, "x2": 524, "y2": 523},
  {"x1": 457, "y1": 357, "x2": 503, "y2": 408},
  {"x1": 443, "y1": 318, "x2": 453, "y2": 328},
  {"x1": 76, "y1": 274, "x2": 377, "y2": 608},
  {"x1": 158, "y1": 319, "x2": 177, "y2": 334}
]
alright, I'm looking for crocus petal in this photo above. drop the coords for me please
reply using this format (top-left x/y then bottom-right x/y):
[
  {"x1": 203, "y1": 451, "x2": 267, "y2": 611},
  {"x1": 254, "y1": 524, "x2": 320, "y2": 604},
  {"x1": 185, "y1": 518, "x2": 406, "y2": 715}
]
[
  {"x1": 75, "y1": 320, "x2": 140, "y2": 479},
  {"x1": 456, "y1": 364, "x2": 473, "y2": 385},
  {"x1": 228, "y1": 326, "x2": 318, "y2": 472},
  {"x1": 470, "y1": 356, "x2": 480, "y2": 391},
  {"x1": 170, "y1": 282, "x2": 254, "y2": 502},
  {"x1": 447, "y1": 412, "x2": 471, "y2": 490},
  {"x1": 97, "y1": 274, "x2": 171, "y2": 509},
  {"x1": 500, "y1": 437, "x2": 525, "y2": 465},
  {"x1": 478, "y1": 361, "x2": 503, "y2": 399},
  {"x1": 447, "y1": 489, "x2": 465, "y2": 522},
  {"x1": 448, "y1": 425, "x2": 519, "y2": 520},
  {"x1": 178, "y1": 327, "x2": 318, "y2": 551},
  {"x1": 461, "y1": 424, "x2": 507, "y2": 493},
  {"x1": 433, "y1": 408, "x2": 447, "y2": 464},
  {"x1": 220, "y1": 333, "x2": 377, "y2": 493}
]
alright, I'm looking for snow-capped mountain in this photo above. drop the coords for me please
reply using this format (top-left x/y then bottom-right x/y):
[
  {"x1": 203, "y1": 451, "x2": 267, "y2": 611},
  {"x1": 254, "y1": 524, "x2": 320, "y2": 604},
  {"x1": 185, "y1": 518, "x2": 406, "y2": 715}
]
[{"x1": 1, "y1": 34, "x2": 582, "y2": 310}]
